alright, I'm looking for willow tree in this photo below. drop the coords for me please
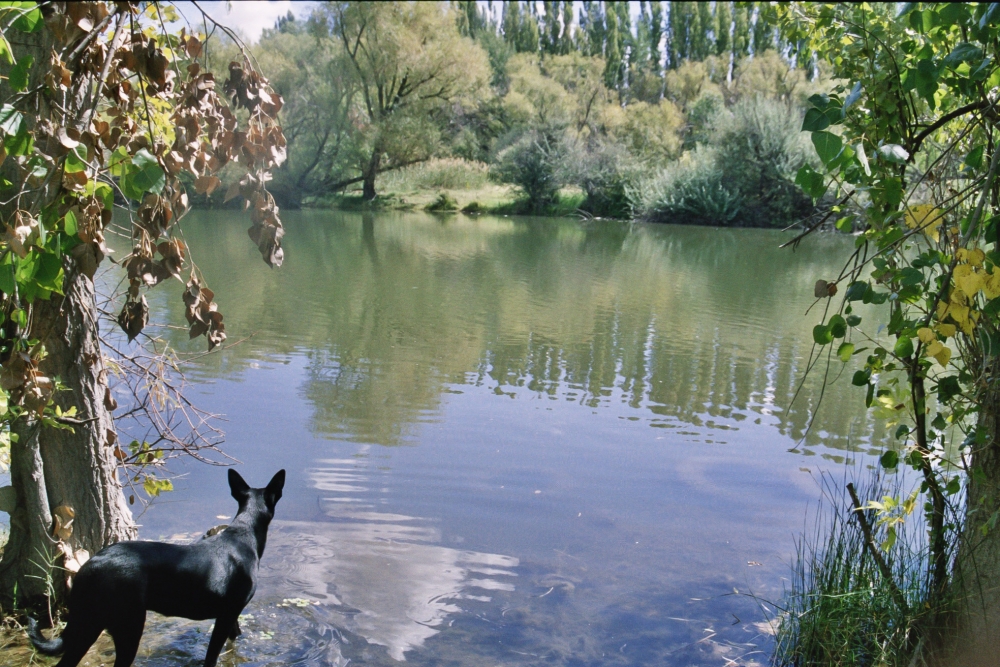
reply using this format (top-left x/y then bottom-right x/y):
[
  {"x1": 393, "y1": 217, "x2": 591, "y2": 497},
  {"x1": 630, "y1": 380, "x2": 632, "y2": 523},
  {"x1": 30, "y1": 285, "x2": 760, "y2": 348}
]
[
  {"x1": 0, "y1": 1, "x2": 285, "y2": 607},
  {"x1": 782, "y1": 3, "x2": 1000, "y2": 664},
  {"x1": 323, "y1": 1, "x2": 489, "y2": 201}
]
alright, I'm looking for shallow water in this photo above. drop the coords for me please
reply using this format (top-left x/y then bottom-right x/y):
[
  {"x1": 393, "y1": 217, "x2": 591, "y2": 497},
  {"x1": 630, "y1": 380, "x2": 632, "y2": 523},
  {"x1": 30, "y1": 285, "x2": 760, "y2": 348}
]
[{"x1": 4, "y1": 211, "x2": 887, "y2": 666}]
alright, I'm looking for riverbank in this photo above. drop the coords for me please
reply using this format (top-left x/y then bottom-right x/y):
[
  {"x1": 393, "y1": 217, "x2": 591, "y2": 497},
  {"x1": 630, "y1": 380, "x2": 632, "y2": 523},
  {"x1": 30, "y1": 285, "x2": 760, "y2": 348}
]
[{"x1": 301, "y1": 183, "x2": 595, "y2": 219}]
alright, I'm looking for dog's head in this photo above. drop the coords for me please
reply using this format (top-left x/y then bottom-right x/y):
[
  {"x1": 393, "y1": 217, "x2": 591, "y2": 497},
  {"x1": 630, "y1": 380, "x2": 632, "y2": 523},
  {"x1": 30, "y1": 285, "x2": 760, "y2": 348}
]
[{"x1": 229, "y1": 468, "x2": 285, "y2": 519}]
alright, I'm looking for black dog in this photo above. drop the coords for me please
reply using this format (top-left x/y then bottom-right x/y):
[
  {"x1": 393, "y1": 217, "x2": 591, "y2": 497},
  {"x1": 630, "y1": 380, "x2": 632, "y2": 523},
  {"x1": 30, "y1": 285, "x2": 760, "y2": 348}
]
[{"x1": 28, "y1": 469, "x2": 285, "y2": 667}]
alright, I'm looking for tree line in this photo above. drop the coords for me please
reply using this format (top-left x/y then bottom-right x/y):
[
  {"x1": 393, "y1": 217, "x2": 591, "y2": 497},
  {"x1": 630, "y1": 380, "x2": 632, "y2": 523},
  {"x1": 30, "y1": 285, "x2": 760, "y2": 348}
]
[{"x1": 219, "y1": 1, "x2": 825, "y2": 228}]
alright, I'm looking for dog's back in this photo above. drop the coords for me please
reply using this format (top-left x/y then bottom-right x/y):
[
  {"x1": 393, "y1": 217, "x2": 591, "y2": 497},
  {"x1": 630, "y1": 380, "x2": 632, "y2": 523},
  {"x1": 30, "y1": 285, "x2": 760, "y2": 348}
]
[
  {"x1": 71, "y1": 533, "x2": 257, "y2": 622},
  {"x1": 28, "y1": 468, "x2": 284, "y2": 667}
]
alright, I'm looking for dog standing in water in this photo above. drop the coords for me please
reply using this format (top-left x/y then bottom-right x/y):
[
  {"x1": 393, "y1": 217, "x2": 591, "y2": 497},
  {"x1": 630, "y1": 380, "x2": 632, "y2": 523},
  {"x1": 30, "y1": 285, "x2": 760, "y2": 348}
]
[{"x1": 28, "y1": 469, "x2": 285, "y2": 667}]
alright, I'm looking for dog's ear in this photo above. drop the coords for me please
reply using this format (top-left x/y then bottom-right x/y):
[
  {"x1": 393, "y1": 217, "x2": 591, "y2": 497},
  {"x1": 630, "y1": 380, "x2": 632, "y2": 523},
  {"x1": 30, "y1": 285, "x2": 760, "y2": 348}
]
[
  {"x1": 265, "y1": 469, "x2": 285, "y2": 507},
  {"x1": 229, "y1": 469, "x2": 250, "y2": 500}
]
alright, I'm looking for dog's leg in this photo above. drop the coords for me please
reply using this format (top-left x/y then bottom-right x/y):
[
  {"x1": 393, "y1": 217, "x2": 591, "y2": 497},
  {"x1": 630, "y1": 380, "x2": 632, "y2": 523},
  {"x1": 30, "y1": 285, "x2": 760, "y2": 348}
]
[
  {"x1": 53, "y1": 621, "x2": 103, "y2": 667},
  {"x1": 203, "y1": 613, "x2": 239, "y2": 667},
  {"x1": 228, "y1": 618, "x2": 242, "y2": 640},
  {"x1": 107, "y1": 614, "x2": 146, "y2": 667}
]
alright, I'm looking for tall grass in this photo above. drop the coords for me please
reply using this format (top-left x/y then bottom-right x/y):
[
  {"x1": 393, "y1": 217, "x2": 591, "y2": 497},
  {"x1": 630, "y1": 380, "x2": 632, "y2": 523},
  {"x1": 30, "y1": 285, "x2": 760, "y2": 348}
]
[
  {"x1": 772, "y1": 471, "x2": 932, "y2": 667},
  {"x1": 377, "y1": 158, "x2": 491, "y2": 192}
]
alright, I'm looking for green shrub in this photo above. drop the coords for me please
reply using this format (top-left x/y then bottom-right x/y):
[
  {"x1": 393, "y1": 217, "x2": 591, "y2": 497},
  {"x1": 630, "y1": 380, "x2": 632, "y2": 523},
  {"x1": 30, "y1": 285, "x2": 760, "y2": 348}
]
[
  {"x1": 491, "y1": 130, "x2": 564, "y2": 213},
  {"x1": 631, "y1": 147, "x2": 742, "y2": 224},
  {"x1": 712, "y1": 96, "x2": 814, "y2": 226},
  {"x1": 461, "y1": 201, "x2": 484, "y2": 214},
  {"x1": 631, "y1": 97, "x2": 815, "y2": 227},
  {"x1": 562, "y1": 138, "x2": 637, "y2": 219},
  {"x1": 425, "y1": 192, "x2": 460, "y2": 212}
]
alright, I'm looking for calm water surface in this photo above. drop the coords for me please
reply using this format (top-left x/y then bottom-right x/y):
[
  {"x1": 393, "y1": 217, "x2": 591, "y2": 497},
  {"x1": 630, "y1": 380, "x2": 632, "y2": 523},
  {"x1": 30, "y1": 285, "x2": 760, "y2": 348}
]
[{"x1": 9, "y1": 211, "x2": 889, "y2": 665}]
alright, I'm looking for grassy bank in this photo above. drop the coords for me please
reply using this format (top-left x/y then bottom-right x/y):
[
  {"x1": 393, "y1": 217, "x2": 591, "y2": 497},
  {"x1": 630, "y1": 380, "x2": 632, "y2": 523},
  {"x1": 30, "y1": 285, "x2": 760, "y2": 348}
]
[{"x1": 301, "y1": 159, "x2": 594, "y2": 218}]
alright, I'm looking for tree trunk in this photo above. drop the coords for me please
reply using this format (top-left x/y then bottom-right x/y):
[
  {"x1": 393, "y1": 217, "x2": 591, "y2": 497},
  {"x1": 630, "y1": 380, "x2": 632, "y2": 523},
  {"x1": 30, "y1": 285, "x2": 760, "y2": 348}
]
[
  {"x1": 930, "y1": 381, "x2": 1000, "y2": 666},
  {"x1": 0, "y1": 263, "x2": 135, "y2": 608},
  {"x1": 362, "y1": 151, "x2": 382, "y2": 201}
]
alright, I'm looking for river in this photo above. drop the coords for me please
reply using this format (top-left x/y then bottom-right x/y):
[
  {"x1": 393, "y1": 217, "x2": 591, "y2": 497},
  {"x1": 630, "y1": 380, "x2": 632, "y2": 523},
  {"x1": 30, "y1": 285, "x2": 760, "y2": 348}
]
[{"x1": 4, "y1": 210, "x2": 888, "y2": 666}]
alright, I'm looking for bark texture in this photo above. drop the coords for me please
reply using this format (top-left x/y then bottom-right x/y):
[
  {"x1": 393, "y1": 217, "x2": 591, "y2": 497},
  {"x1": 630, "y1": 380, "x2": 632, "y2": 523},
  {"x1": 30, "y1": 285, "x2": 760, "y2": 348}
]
[
  {"x1": 931, "y1": 382, "x2": 1000, "y2": 666},
  {"x1": 0, "y1": 263, "x2": 135, "y2": 606}
]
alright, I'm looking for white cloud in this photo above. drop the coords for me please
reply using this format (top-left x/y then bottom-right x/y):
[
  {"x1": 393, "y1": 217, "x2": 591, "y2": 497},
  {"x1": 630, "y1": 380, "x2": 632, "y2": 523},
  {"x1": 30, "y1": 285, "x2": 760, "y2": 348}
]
[{"x1": 175, "y1": 1, "x2": 317, "y2": 43}]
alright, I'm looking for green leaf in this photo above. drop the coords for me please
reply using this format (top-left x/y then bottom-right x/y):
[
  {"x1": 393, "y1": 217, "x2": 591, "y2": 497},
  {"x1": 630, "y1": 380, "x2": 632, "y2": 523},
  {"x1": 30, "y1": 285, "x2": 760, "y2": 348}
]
[
  {"x1": 829, "y1": 314, "x2": 847, "y2": 338},
  {"x1": 63, "y1": 210, "x2": 77, "y2": 237},
  {"x1": 0, "y1": 34, "x2": 11, "y2": 65},
  {"x1": 899, "y1": 267, "x2": 924, "y2": 286},
  {"x1": 8, "y1": 53, "x2": 31, "y2": 91},
  {"x1": 946, "y1": 476, "x2": 962, "y2": 495},
  {"x1": 970, "y1": 56, "x2": 993, "y2": 81},
  {"x1": 837, "y1": 342, "x2": 855, "y2": 362},
  {"x1": 846, "y1": 314, "x2": 862, "y2": 326},
  {"x1": 894, "y1": 336, "x2": 914, "y2": 358},
  {"x1": 980, "y1": 2, "x2": 1000, "y2": 29},
  {"x1": 965, "y1": 145, "x2": 984, "y2": 170},
  {"x1": 64, "y1": 148, "x2": 86, "y2": 173},
  {"x1": 878, "y1": 144, "x2": 910, "y2": 164},
  {"x1": 795, "y1": 165, "x2": 826, "y2": 199},
  {"x1": 945, "y1": 42, "x2": 983, "y2": 68},
  {"x1": 880, "y1": 450, "x2": 899, "y2": 469},
  {"x1": 852, "y1": 369, "x2": 871, "y2": 387},
  {"x1": 0, "y1": 259, "x2": 14, "y2": 296},
  {"x1": 10, "y1": 2, "x2": 42, "y2": 33},
  {"x1": 34, "y1": 252, "x2": 62, "y2": 290},
  {"x1": 895, "y1": 424, "x2": 910, "y2": 440},
  {"x1": 846, "y1": 281, "x2": 870, "y2": 301},
  {"x1": 913, "y1": 59, "x2": 943, "y2": 106},
  {"x1": 813, "y1": 324, "x2": 833, "y2": 346},
  {"x1": 120, "y1": 149, "x2": 165, "y2": 199},
  {"x1": 802, "y1": 108, "x2": 830, "y2": 132},
  {"x1": 937, "y1": 376, "x2": 963, "y2": 402},
  {"x1": 843, "y1": 81, "x2": 862, "y2": 111},
  {"x1": 4, "y1": 126, "x2": 33, "y2": 157},
  {"x1": 0, "y1": 104, "x2": 22, "y2": 135},
  {"x1": 812, "y1": 131, "x2": 844, "y2": 166}
]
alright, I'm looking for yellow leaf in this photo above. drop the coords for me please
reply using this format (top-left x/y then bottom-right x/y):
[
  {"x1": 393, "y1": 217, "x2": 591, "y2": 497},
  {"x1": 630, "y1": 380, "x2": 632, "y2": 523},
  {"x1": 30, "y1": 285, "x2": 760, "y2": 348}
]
[
  {"x1": 917, "y1": 327, "x2": 936, "y2": 344},
  {"x1": 905, "y1": 204, "x2": 942, "y2": 242},
  {"x1": 969, "y1": 248, "x2": 986, "y2": 267},
  {"x1": 926, "y1": 340, "x2": 952, "y2": 366},
  {"x1": 984, "y1": 270, "x2": 1000, "y2": 299},
  {"x1": 954, "y1": 267, "x2": 985, "y2": 297},
  {"x1": 936, "y1": 323, "x2": 957, "y2": 338}
]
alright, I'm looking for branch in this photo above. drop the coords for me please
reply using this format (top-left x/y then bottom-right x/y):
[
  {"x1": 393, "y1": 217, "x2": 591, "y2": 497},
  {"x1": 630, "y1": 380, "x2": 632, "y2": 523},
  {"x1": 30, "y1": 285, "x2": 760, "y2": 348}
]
[
  {"x1": 846, "y1": 482, "x2": 911, "y2": 616},
  {"x1": 779, "y1": 192, "x2": 853, "y2": 249},
  {"x1": 909, "y1": 101, "x2": 988, "y2": 157}
]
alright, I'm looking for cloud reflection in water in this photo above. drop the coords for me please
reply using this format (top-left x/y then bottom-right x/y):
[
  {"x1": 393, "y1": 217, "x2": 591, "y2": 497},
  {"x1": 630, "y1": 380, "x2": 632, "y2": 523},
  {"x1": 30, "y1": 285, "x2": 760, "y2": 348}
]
[{"x1": 260, "y1": 459, "x2": 518, "y2": 662}]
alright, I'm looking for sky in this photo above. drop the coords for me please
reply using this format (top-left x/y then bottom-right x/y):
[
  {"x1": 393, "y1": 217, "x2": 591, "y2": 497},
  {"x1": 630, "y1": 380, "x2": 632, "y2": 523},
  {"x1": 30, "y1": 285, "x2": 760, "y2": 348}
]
[{"x1": 173, "y1": 1, "x2": 318, "y2": 42}]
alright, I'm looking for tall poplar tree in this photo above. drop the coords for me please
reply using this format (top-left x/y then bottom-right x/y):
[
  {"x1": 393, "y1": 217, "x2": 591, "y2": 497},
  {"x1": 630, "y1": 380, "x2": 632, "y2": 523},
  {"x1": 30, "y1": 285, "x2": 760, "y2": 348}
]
[
  {"x1": 586, "y1": 1, "x2": 606, "y2": 57},
  {"x1": 732, "y1": 2, "x2": 750, "y2": 61},
  {"x1": 667, "y1": 1, "x2": 687, "y2": 67},
  {"x1": 695, "y1": 2, "x2": 713, "y2": 60},
  {"x1": 649, "y1": 1, "x2": 664, "y2": 75},
  {"x1": 543, "y1": 0, "x2": 560, "y2": 54},
  {"x1": 715, "y1": 1, "x2": 732, "y2": 56},
  {"x1": 752, "y1": 1, "x2": 773, "y2": 53},
  {"x1": 561, "y1": 1, "x2": 573, "y2": 54},
  {"x1": 604, "y1": 4, "x2": 621, "y2": 90}
]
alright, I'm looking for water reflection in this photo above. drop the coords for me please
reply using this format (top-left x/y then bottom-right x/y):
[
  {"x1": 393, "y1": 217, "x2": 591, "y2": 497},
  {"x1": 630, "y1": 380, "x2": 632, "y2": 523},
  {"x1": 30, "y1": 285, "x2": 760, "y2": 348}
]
[
  {"x1": 151, "y1": 211, "x2": 885, "y2": 454},
  {"x1": 36, "y1": 209, "x2": 889, "y2": 667},
  {"x1": 259, "y1": 457, "x2": 518, "y2": 661}
]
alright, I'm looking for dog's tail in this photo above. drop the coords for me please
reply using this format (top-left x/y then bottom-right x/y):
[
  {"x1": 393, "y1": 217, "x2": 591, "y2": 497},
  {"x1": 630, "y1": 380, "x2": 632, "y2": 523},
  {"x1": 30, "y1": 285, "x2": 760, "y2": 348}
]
[{"x1": 27, "y1": 617, "x2": 65, "y2": 656}]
